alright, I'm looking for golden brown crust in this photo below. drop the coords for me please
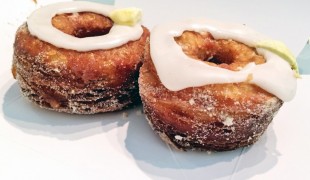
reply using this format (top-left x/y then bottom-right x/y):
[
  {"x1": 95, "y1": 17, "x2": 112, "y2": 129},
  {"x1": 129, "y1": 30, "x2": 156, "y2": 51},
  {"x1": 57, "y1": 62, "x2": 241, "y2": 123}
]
[
  {"x1": 139, "y1": 31, "x2": 282, "y2": 151},
  {"x1": 12, "y1": 12, "x2": 150, "y2": 114}
]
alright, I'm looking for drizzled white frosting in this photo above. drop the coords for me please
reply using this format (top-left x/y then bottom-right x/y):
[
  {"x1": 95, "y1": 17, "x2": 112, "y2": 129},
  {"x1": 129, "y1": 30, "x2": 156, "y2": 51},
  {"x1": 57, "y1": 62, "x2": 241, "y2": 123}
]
[
  {"x1": 27, "y1": 1, "x2": 143, "y2": 51},
  {"x1": 150, "y1": 19, "x2": 297, "y2": 102}
]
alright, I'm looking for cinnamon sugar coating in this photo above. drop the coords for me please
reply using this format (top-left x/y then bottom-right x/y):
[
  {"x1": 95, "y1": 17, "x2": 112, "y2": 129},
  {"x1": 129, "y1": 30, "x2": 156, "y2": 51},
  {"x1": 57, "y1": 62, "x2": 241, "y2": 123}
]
[
  {"x1": 12, "y1": 12, "x2": 150, "y2": 114},
  {"x1": 139, "y1": 31, "x2": 282, "y2": 151}
]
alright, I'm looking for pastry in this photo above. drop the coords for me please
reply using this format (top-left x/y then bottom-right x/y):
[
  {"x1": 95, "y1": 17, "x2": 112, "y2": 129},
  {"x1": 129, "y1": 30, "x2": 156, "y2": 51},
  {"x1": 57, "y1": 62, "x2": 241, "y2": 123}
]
[
  {"x1": 12, "y1": 1, "x2": 150, "y2": 114},
  {"x1": 139, "y1": 19, "x2": 297, "y2": 151}
]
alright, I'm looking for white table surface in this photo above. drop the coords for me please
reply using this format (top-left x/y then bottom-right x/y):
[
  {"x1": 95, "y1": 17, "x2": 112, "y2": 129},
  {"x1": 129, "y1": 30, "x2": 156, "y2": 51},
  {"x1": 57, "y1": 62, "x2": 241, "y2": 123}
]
[{"x1": 1, "y1": 0, "x2": 309, "y2": 179}]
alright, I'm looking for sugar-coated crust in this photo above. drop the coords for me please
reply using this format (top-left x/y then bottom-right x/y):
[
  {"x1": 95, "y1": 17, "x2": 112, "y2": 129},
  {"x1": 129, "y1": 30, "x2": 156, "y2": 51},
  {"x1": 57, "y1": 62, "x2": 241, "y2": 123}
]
[
  {"x1": 139, "y1": 31, "x2": 283, "y2": 151},
  {"x1": 12, "y1": 13, "x2": 150, "y2": 114}
]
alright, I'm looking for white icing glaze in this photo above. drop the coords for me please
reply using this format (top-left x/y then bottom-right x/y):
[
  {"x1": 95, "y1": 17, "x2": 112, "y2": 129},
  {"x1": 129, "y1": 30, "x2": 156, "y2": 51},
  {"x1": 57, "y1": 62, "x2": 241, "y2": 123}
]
[
  {"x1": 150, "y1": 19, "x2": 297, "y2": 102},
  {"x1": 27, "y1": 1, "x2": 143, "y2": 51}
]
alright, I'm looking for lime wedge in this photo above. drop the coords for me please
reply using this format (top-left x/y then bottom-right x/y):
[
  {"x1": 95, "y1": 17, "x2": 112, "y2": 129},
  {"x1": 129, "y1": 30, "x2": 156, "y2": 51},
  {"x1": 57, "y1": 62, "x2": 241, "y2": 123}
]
[
  {"x1": 256, "y1": 40, "x2": 300, "y2": 77},
  {"x1": 109, "y1": 8, "x2": 142, "y2": 26}
]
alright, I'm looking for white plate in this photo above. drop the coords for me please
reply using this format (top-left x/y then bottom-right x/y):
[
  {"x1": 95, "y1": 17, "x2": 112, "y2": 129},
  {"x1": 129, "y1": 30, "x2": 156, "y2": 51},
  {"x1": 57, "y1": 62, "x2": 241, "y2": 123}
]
[{"x1": 1, "y1": 73, "x2": 310, "y2": 180}]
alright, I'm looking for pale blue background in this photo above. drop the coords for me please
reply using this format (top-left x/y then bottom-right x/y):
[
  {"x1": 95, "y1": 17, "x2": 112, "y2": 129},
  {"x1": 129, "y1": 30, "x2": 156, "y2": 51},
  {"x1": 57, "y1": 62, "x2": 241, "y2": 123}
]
[
  {"x1": 76, "y1": 0, "x2": 115, "y2": 5},
  {"x1": 297, "y1": 43, "x2": 310, "y2": 74}
]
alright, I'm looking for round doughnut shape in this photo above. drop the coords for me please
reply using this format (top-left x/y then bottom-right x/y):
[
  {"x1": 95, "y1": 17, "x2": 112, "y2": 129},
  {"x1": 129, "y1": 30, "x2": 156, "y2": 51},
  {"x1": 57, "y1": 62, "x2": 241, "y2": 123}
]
[
  {"x1": 12, "y1": 2, "x2": 150, "y2": 114},
  {"x1": 139, "y1": 20, "x2": 291, "y2": 151},
  {"x1": 26, "y1": 1, "x2": 144, "y2": 51}
]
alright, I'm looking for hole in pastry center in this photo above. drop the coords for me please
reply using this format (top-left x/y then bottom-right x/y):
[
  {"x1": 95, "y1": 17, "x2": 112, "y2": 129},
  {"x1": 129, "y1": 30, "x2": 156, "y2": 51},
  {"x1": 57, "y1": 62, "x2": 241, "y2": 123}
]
[
  {"x1": 174, "y1": 31, "x2": 265, "y2": 71},
  {"x1": 52, "y1": 12, "x2": 113, "y2": 38}
]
